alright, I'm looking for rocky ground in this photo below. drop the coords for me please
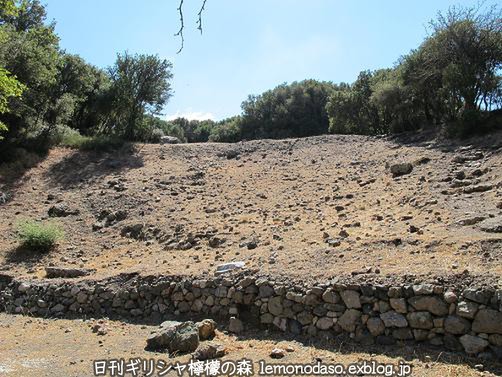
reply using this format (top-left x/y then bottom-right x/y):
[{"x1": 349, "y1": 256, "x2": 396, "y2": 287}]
[
  {"x1": 0, "y1": 313, "x2": 500, "y2": 376},
  {"x1": 1, "y1": 132, "x2": 501, "y2": 283},
  {"x1": 1, "y1": 132, "x2": 502, "y2": 376}
]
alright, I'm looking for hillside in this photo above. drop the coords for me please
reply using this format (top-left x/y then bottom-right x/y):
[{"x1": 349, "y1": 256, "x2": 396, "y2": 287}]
[{"x1": 1, "y1": 132, "x2": 501, "y2": 285}]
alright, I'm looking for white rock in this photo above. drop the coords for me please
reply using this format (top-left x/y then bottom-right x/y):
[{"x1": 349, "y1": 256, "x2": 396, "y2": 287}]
[{"x1": 215, "y1": 262, "x2": 245, "y2": 275}]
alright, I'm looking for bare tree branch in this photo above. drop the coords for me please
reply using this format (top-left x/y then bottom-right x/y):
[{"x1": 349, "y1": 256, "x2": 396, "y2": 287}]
[
  {"x1": 197, "y1": 0, "x2": 208, "y2": 34},
  {"x1": 175, "y1": 0, "x2": 208, "y2": 53},
  {"x1": 174, "y1": 0, "x2": 185, "y2": 54}
]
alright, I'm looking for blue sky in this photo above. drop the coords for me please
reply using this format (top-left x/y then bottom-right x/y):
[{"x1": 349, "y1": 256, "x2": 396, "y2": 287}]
[{"x1": 45, "y1": 0, "x2": 484, "y2": 121}]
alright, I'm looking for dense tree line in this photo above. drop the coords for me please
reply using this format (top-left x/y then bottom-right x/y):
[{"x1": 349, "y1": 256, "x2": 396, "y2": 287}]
[
  {"x1": 165, "y1": 80, "x2": 339, "y2": 143},
  {"x1": 0, "y1": 0, "x2": 173, "y2": 159},
  {"x1": 237, "y1": 80, "x2": 336, "y2": 139},
  {"x1": 212, "y1": 4, "x2": 501, "y2": 142},
  {"x1": 0, "y1": 2, "x2": 500, "y2": 156},
  {"x1": 148, "y1": 117, "x2": 240, "y2": 144},
  {"x1": 326, "y1": 5, "x2": 502, "y2": 137}
]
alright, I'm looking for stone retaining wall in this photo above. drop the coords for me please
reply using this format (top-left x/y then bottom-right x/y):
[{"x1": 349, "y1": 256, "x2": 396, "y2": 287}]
[{"x1": 0, "y1": 273, "x2": 501, "y2": 358}]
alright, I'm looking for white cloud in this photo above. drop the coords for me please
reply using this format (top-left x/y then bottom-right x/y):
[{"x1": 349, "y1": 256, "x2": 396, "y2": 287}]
[{"x1": 164, "y1": 110, "x2": 215, "y2": 121}]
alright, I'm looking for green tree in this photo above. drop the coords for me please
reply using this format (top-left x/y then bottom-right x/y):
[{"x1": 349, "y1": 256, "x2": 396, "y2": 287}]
[
  {"x1": 239, "y1": 80, "x2": 336, "y2": 140},
  {"x1": 209, "y1": 116, "x2": 242, "y2": 142},
  {"x1": 45, "y1": 54, "x2": 111, "y2": 134},
  {"x1": 369, "y1": 67, "x2": 426, "y2": 133},
  {"x1": 0, "y1": 0, "x2": 24, "y2": 140},
  {"x1": 0, "y1": 67, "x2": 24, "y2": 139},
  {"x1": 108, "y1": 52, "x2": 173, "y2": 140},
  {"x1": 0, "y1": 26, "x2": 57, "y2": 149},
  {"x1": 400, "y1": 48, "x2": 445, "y2": 126},
  {"x1": 167, "y1": 117, "x2": 216, "y2": 142},
  {"x1": 430, "y1": 5, "x2": 501, "y2": 112},
  {"x1": 326, "y1": 72, "x2": 381, "y2": 135},
  {"x1": 325, "y1": 85, "x2": 358, "y2": 134},
  {"x1": 0, "y1": 0, "x2": 18, "y2": 20},
  {"x1": 0, "y1": 24, "x2": 61, "y2": 142},
  {"x1": 160, "y1": 121, "x2": 187, "y2": 142},
  {"x1": 402, "y1": 4, "x2": 502, "y2": 131},
  {"x1": 1, "y1": 0, "x2": 47, "y2": 32}
]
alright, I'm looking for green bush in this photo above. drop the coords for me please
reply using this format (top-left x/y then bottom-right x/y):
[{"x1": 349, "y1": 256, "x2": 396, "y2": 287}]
[
  {"x1": 159, "y1": 122, "x2": 186, "y2": 142},
  {"x1": 50, "y1": 125, "x2": 91, "y2": 148},
  {"x1": 60, "y1": 132, "x2": 91, "y2": 148},
  {"x1": 134, "y1": 125, "x2": 165, "y2": 143},
  {"x1": 148, "y1": 127, "x2": 164, "y2": 143},
  {"x1": 209, "y1": 117, "x2": 242, "y2": 142},
  {"x1": 47, "y1": 125, "x2": 126, "y2": 151},
  {"x1": 17, "y1": 220, "x2": 64, "y2": 252},
  {"x1": 79, "y1": 135, "x2": 127, "y2": 152}
]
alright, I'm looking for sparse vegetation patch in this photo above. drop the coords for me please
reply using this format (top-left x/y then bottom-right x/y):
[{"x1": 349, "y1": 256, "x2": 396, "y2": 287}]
[{"x1": 17, "y1": 220, "x2": 64, "y2": 252}]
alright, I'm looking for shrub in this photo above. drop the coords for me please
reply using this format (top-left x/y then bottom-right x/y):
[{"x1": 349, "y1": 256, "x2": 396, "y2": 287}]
[
  {"x1": 59, "y1": 132, "x2": 91, "y2": 148},
  {"x1": 159, "y1": 122, "x2": 186, "y2": 142},
  {"x1": 78, "y1": 135, "x2": 127, "y2": 152},
  {"x1": 17, "y1": 220, "x2": 64, "y2": 252},
  {"x1": 47, "y1": 125, "x2": 127, "y2": 151},
  {"x1": 148, "y1": 127, "x2": 164, "y2": 143},
  {"x1": 51, "y1": 125, "x2": 91, "y2": 148}
]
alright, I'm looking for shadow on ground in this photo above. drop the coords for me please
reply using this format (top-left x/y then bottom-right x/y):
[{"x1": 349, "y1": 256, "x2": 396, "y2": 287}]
[
  {"x1": 43, "y1": 145, "x2": 144, "y2": 189},
  {"x1": 3, "y1": 245, "x2": 48, "y2": 266},
  {"x1": 4, "y1": 306, "x2": 499, "y2": 375},
  {"x1": 388, "y1": 127, "x2": 502, "y2": 153},
  {"x1": 0, "y1": 149, "x2": 49, "y2": 204},
  {"x1": 232, "y1": 329, "x2": 502, "y2": 375}
]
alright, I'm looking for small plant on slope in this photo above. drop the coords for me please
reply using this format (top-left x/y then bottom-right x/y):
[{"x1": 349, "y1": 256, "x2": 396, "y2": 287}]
[{"x1": 17, "y1": 220, "x2": 64, "y2": 252}]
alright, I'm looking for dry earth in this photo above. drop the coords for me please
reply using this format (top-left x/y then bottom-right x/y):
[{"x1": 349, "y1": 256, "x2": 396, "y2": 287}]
[
  {"x1": 1, "y1": 132, "x2": 502, "y2": 376},
  {"x1": 1, "y1": 132, "x2": 501, "y2": 284},
  {"x1": 0, "y1": 313, "x2": 501, "y2": 377}
]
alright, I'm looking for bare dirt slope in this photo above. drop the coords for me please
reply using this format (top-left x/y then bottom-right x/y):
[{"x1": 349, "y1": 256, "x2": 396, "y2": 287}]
[{"x1": 1, "y1": 132, "x2": 501, "y2": 283}]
